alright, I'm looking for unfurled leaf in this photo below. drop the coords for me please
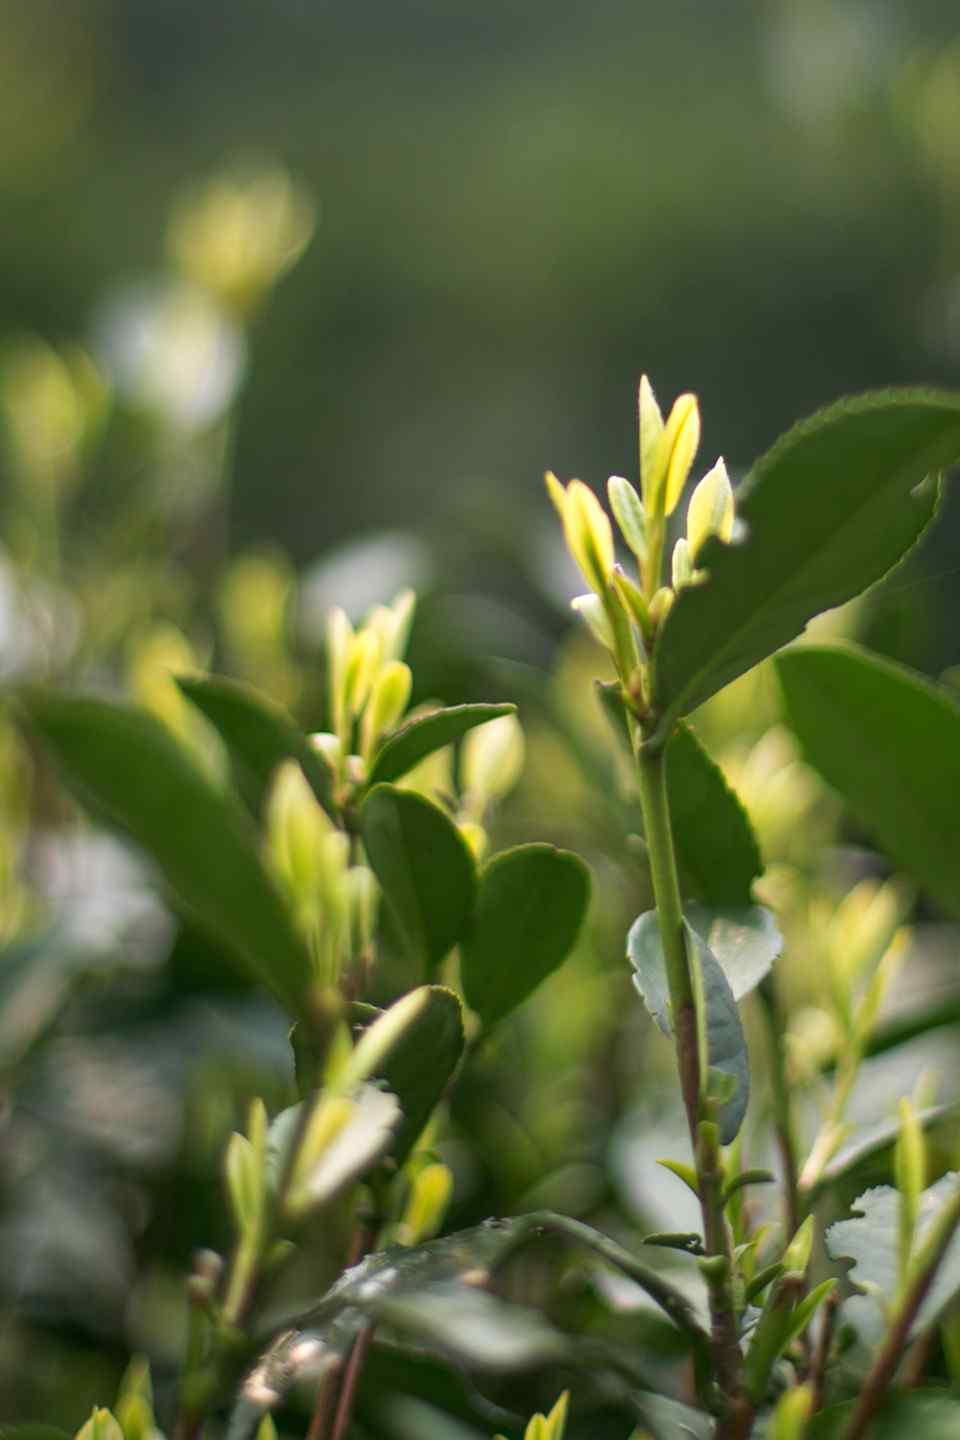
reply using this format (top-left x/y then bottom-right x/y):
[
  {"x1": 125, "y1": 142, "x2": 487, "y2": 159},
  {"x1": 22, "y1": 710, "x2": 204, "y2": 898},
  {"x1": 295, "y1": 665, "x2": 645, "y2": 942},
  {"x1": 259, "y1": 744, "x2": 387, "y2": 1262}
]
[
  {"x1": 666, "y1": 724, "x2": 762, "y2": 905},
  {"x1": 777, "y1": 644, "x2": 960, "y2": 919},
  {"x1": 595, "y1": 689, "x2": 761, "y2": 906},
  {"x1": 460, "y1": 844, "x2": 589, "y2": 1029},
  {"x1": 372, "y1": 1283, "x2": 567, "y2": 1371},
  {"x1": 360, "y1": 784, "x2": 476, "y2": 973},
  {"x1": 20, "y1": 692, "x2": 314, "y2": 1015},
  {"x1": 826, "y1": 1174, "x2": 960, "y2": 1338},
  {"x1": 685, "y1": 903, "x2": 782, "y2": 998},
  {"x1": 628, "y1": 914, "x2": 749, "y2": 1143},
  {"x1": 652, "y1": 390, "x2": 960, "y2": 734},
  {"x1": 357, "y1": 985, "x2": 464, "y2": 1163},
  {"x1": 177, "y1": 674, "x2": 336, "y2": 820},
  {"x1": 365, "y1": 703, "x2": 515, "y2": 789}
]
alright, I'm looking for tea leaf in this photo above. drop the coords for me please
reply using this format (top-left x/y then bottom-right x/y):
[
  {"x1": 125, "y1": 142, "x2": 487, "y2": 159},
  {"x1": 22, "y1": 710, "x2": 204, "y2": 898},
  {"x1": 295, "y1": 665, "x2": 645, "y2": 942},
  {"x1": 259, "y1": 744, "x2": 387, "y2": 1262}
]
[
  {"x1": 652, "y1": 390, "x2": 960, "y2": 732},
  {"x1": 810, "y1": 1391, "x2": 960, "y2": 1438},
  {"x1": 20, "y1": 692, "x2": 314, "y2": 1015},
  {"x1": 666, "y1": 724, "x2": 762, "y2": 905},
  {"x1": 365, "y1": 703, "x2": 515, "y2": 789},
  {"x1": 177, "y1": 674, "x2": 336, "y2": 821},
  {"x1": 777, "y1": 644, "x2": 960, "y2": 919},
  {"x1": 460, "y1": 844, "x2": 590, "y2": 1029},
  {"x1": 358, "y1": 984, "x2": 465, "y2": 1162},
  {"x1": 361, "y1": 784, "x2": 477, "y2": 973}
]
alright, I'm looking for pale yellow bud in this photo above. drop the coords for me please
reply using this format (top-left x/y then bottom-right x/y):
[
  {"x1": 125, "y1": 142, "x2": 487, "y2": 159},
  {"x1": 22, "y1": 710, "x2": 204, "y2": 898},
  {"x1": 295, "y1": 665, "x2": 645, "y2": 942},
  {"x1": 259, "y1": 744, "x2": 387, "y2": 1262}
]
[
  {"x1": 544, "y1": 469, "x2": 567, "y2": 517},
  {"x1": 266, "y1": 760, "x2": 333, "y2": 908},
  {"x1": 687, "y1": 457, "x2": 734, "y2": 559},
  {"x1": 607, "y1": 474, "x2": 646, "y2": 561},
  {"x1": 362, "y1": 660, "x2": 413, "y2": 756},
  {"x1": 562, "y1": 479, "x2": 615, "y2": 593},
  {"x1": 461, "y1": 713, "x2": 525, "y2": 813},
  {"x1": 782, "y1": 1215, "x2": 814, "y2": 1275},
  {"x1": 895, "y1": 1096, "x2": 926, "y2": 1288},
  {"x1": 75, "y1": 1410, "x2": 124, "y2": 1440},
  {"x1": 326, "y1": 607, "x2": 354, "y2": 738},
  {"x1": 648, "y1": 586, "x2": 675, "y2": 627},
  {"x1": 770, "y1": 1384, "x2": 813, "y2": 1440},
  {"x1": 638, "y1": 375, "x2": 664, "y2": 507},
  {"x1": 344, "y1": 629, "x2": 380, "y2": 717},
  {"x1": 401, "y1": 1161, "x2": 454, "y2": 1244},
  {"x1": 659, "y1": 393, "x2": 701, "y2": 516},
  {"x1": 225, "y1": 1131, "x2": 262, "y2": 1233},
  {"x1": 671, "y1": 537, "x2": 694, "y2": 590},
  {"x1": 571, "y1": 593, "x2": 615, "y2": 651}
]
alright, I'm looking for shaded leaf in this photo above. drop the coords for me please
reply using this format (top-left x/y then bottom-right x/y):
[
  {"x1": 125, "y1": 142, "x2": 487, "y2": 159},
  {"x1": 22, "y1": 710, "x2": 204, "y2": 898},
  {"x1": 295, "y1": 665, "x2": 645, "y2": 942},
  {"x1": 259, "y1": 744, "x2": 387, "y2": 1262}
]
[
  {"x1": 177, "y1": 674, "x2": 335, "y2": 821},
  {"x1": 360, "y1": 784, "x2": 476, "y2": 973},
  {"x1": 667, "y1": 724, "x2": 762, "y2": 905},
  {"x1": 814, "y1": 1101, "x2": 960, "y2": 1193},
  {"x1": 629, "y1": 1392, "x2": 714, "y2": 1440},
  {"x1": 460, "y1": 844, "x2": 589, "y2": 1029},
  {"x1": 595, "y1": 685, "x2": 761, "y2": 905},
  {"x1": 811, "y1": 1391, "x2": 960, "y2": 1439},
  {"x1": 366, "y1": 703, "x2": 516, "y2": 789},
  {"x1": 627, "y1": 914, "x2": 749, "y2": 1143},
  {"x1": 361, "y1": 984, "x2": 465, "y2": 1163},
  {"x1": 19, "y1": 692, "x2": 313, "y2": 1015},
  {"x1": 372, "y1": 1282, "x2": 567, "y2": 1370},
  {"x1": 826, "y1": 1174, "x2": 960, "y2": 1338},
  {"x1": 652, "y1": 389, "x2": 960, "y2": 732},
  {"x1": 777, "y1": 644, "x2": 960, "y2": 919},
  {"x1": 685, "y1": 903, "x2": 782, "y2": 999}
]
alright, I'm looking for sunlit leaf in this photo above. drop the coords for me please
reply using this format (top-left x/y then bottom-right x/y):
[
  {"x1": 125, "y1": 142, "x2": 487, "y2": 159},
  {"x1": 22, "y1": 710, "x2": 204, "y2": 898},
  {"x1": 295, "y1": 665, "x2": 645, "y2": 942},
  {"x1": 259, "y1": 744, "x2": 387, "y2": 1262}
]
[
  {"x1": 365, "y1": 703, "x2": 515, "y2": 789},
  {"x1": 19, "y1": 692, "x2": 314, "y2": 1015},
  {"x1": 777, "y1": 644, "x2": 960, "y2": 919},
  {"x1": 460, "y1": 844, "x2": 589, "y2": 1029},
  {"x1": 652, "y1": 390, "x2": 960, "y2": 733},
  {"x1": 361, "y1": 784, "x2": 476, "y2": 973}
]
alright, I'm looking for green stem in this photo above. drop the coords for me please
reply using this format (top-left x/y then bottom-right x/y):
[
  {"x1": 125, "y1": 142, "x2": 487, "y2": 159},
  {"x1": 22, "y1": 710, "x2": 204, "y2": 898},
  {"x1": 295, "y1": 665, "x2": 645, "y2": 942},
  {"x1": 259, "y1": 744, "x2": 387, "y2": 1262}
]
[
  {"x1": 634, "y1": 742, "x2": 700, "y2": 1131},
  {"x1": 634, "y1": 738, "x2": 747, "y2": 1429},
  {"x1": 758, "y1": 975, "x2": 802, "y2": 1238}
]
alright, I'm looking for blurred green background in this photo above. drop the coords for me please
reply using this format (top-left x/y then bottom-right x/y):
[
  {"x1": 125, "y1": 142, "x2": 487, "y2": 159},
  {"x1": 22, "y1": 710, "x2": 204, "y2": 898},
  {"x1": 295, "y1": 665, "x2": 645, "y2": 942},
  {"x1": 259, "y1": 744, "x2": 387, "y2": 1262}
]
[{"x1": 3, "y1": 1, "x2": 960, "y2": 1434}]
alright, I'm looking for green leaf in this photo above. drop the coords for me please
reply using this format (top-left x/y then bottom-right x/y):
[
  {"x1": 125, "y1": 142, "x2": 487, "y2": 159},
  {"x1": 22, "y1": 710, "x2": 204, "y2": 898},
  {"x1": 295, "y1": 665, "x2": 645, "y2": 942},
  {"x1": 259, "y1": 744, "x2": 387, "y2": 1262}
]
[
  {"x1": 651, "y1": 389, "x2": 960, "y2": 732},
  {"x1": 361, "y1": 984, "x2": 465, "y2": 1162},
  {"x1": 826, "y1": 1174, "x2": 960, "y2": 1339},
  {"x1": 365, "y1": 703, "x2": 516, "y2": 789},
  {"x1": 360, "y1": 784, "x2": 477, "y2": 974},
  {"x1": 595, "y1": 685, "x2": 761, "y2": 906},
  {"x1": 667, "y1": 723, "x2": 762, "y2": 905},
  {"x1": 814, "y1": 1101, "x2": 960, "y2": 1193},
  {"x1": 685, "y1": 903, "x2": 782, "y2": 999},
  {"x1": 177, "y1": 674, "x2": 336, "y2": 821},
  {"x1": 19, "y1": 692, "x2": 314, "y2": 1015},
  {"x1": 460, "y1": 844, "x2": 589, "y2": 1029},
  {"x1": 370, "y1": 1283, "x2": 567, "y2": 1371},
  {"x1": 628, "y1": 914, "x2": 749, "y2": 1143},
  {"x1": 629, "y1": 906, "x2": 777, "y2": 1017},
  {"x1": 811, "y1": 1391, "x2": 960, "y2": 1439},
  {"x1": 777, "y1": 644, "x2": 960, "y2": 919}
]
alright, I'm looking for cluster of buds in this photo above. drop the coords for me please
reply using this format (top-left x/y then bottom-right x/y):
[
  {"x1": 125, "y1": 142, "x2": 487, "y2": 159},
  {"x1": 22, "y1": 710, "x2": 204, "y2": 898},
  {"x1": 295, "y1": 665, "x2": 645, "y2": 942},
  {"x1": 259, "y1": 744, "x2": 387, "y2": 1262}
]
[
  {"x1": 321, "y1": 588, "x2": 416, "y2": 785},
  {"x1": 546, "y1": 376, "x2": 736, "y2": 719},
  {"x1": 266, "y1": 759, "x2": 377, "y2": 986}
]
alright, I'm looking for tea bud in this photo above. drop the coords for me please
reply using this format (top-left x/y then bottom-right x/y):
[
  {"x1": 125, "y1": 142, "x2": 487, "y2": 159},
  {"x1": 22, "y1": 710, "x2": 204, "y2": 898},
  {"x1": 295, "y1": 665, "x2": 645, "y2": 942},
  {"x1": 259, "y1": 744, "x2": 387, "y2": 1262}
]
[{"x1": 687, "y1": 457, "x2": 734, "y2": 559}]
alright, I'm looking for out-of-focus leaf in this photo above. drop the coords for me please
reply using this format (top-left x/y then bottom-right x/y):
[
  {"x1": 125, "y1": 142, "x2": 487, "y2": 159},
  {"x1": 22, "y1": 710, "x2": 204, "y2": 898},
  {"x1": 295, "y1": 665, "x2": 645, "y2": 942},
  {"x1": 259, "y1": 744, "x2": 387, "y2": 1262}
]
[
  {"x1": 685, "y1": 903, "x2": 782, "y2": 999},
  {"x1": 813, "y1": 1102, "x2": 960, "y2": 1192},
  {"x1": 268, "y1": 1085, "x2": 401, "y2": 1215},
  {"x1": 666, "y1": 724, "x2": 762, "y2": 905},
  {"x1": 810, "y1": 1391, "x2": 960, "y2": 1438},
  {"x1": 595, "y1": 685, "x2": 761, "y2": 905},
  {"x1": 360, "y1": 784, "x2": 476, "y2": 973},
  {"x1": 460, "y1": 844, "x2": 589, "y2": 1029},
  {"x1": 19, "y1": 692, "x2": 314, "y2": 1015},
  {"x1": 362, "y1": 984, "x2": 465, "y2": 1163},
  {"x1": 628, "y1": 914, "x2": 749, "y2": 1143},
  {"x1": 826, "y1": 1174, "x2": 960, "y2": 1338},
  {"x1": 365, "y1": 704, "x2": 515, "y2": 789},
  {"x1": 630, "y1": 1391, "x2": 715, "y2": 1440},
  {"x1": 652, "y1": 390, "x2": 960, "y2": 733},
  {"x1": 372, "y1": 1282, "x2": 567, "y2": 1370},
  {"x1": 777, "y1": 644, "x2": 960, "y2": 919},
  {"x1": 177, "y1": 674, "x2": 336, "y2": 820}
]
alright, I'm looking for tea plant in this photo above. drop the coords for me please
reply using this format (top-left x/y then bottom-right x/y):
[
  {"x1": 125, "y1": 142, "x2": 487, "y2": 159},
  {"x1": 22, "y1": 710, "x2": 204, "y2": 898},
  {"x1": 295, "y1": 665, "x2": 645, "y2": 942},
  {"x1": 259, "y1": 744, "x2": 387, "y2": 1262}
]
[{"x1": 7, "y1": 376, "x2": 960, "y2": 1440}]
